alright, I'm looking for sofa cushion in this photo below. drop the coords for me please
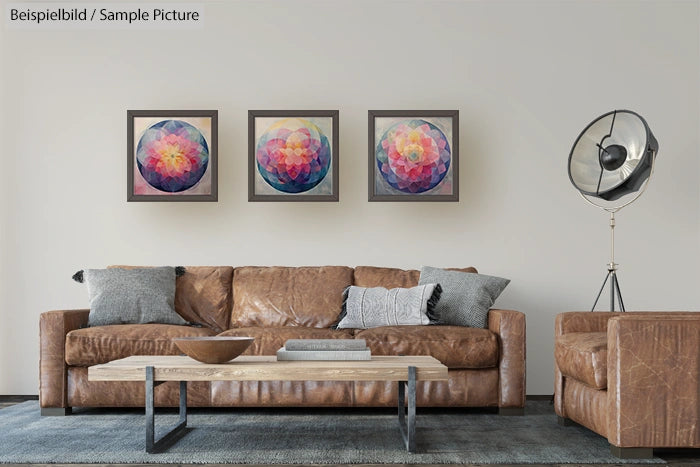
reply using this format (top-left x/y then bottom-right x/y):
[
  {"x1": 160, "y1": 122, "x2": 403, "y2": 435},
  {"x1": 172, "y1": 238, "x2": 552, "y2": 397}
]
[
  {"x1": 110, "y1": 265, "x2": 234, "y2": 333},
  {"x1": 353, "y1": 267, "x2": 421, "y2": 289},
  {"x1": 173, "y1": 266, "x2": 234, "y2": 332},
  {"x1": 355, "y1": 325, "x2": 499, "y2": 369},
  {"x1": 230, "y1": 266, "x2": 354, "y2": 328},
  {"x1": 77, "y1": 267, "x2": 187, "y2": 327},
  {"x1": 418, "y1": 267, "x2": 509, "y2": 329},
  {"x1": 218, "y1": 327, "x2": 354, "y2": 355},
  {"x1": 555, "y1": 332, "x2": 608, "y2": 389},
  {"x1": 354, "y1": 266, "x2": 477, "y2": 289},
  {"x1": 65, "y1": 324, "x2": 216, "y2": 366}
]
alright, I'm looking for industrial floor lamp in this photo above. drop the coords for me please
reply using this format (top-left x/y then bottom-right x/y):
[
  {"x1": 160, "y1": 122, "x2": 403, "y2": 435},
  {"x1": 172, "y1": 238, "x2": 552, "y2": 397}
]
[{"x1": 567, "y1": 110, "x2": 659, "y2": 312}]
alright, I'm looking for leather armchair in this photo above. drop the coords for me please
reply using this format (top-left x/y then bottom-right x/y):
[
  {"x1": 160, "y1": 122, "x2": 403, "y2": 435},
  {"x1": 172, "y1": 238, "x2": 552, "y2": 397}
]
[{"x1": 554, "y1": 312, "x2": 700, "y2": 458}]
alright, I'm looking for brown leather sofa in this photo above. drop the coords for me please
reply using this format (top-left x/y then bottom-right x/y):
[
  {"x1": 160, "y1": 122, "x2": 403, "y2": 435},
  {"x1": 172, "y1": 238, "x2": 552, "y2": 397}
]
[
  {"x1": 40, "y1": 266, "x2": 525, "y2": 415},
  {"x1": 554, "y1": 311, "x2": 700, "y2": 458}
]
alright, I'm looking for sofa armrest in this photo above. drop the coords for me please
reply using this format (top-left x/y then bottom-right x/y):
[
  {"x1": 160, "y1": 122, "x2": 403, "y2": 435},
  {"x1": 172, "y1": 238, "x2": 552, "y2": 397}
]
[
  {"x1": 488, "y1": 309, "x2": 526, "y2": 408},
  {"x1": 607, "y1": 313, "x2": 700, "y2": 448},
  {"x1": 39, "y1": 309, "x2": 89, "y2": 408}
]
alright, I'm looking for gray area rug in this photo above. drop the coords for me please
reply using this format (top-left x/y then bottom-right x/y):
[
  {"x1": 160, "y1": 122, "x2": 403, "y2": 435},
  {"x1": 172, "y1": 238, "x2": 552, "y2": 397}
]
[{"x1": 0, "y1": 401, "x2": 663, "y2": 464}]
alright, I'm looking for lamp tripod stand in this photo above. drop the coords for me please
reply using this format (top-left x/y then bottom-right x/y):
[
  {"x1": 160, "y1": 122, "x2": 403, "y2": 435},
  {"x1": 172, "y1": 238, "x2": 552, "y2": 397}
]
[
  {"x1": 579, "y1": 159, "x2": 655, "y2": 312},
  {"x1": 591, "y1": 211, "x2": 625, "y2": 312}
]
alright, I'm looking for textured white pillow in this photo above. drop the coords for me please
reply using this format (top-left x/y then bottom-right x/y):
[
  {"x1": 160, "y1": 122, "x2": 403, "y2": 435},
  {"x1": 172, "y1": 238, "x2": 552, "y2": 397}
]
[{"x1": 334, "y1": 283, "x2": 441, "y2": 330}]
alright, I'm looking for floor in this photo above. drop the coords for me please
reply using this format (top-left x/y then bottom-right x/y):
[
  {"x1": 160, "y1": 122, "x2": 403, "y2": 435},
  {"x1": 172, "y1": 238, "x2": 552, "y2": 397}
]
[{"x1": 0, "y1": 398, "x2": 698, "y2": 467}]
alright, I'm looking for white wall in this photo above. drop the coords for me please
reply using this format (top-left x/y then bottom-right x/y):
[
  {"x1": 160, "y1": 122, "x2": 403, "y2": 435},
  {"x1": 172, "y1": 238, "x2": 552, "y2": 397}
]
[{"x1": 1, "y1": 0, "x2": 699, "y2": 395}]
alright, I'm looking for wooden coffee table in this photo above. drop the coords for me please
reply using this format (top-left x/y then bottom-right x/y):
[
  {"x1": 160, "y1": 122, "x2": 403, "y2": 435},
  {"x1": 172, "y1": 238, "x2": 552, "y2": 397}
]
[{"x1": 88, "y1": 355, "x2": 448, "y2": 453}]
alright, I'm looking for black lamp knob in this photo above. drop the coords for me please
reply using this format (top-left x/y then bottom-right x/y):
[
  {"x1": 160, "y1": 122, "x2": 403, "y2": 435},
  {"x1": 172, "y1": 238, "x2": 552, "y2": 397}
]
[{"x1": 599, "y1": 144, "x2": 627, "y2": 171}]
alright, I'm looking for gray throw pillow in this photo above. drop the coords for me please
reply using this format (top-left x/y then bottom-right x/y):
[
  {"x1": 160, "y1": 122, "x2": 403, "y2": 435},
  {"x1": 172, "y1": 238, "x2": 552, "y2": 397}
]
[
  {"x1": 418, "y1": 266, "x2": 509, "y2": 328},
  {"x1": 334, "y1": 283, "x2": 441, "y2": 330},
  {"x1": 75, "y1": 267, "x2": 187, "y2": 326}
]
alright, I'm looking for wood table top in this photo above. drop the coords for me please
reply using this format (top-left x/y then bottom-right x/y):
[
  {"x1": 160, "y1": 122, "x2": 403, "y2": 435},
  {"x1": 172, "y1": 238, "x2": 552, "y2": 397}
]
[{"x1": 88, "y1": 355, "x2": 448, "y2": 382}]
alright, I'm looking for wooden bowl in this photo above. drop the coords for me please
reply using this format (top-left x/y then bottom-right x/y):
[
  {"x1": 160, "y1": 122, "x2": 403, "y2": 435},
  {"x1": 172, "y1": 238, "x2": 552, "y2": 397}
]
[{"x1": 172, "y1": 336, "x2": 254, "y2": 364}]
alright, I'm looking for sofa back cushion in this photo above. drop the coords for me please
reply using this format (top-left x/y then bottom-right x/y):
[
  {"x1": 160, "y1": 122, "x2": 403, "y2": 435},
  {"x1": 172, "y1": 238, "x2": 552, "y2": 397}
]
[
  {"x1": 175, "y1": 266, "x2": 234, "y2": 332},
  {"x1": 353, "y1": 266, "x2": 478, "y2": 289},
  {"x1": 230, "y1": 266, "x2": 354, "y2": 328},
  {"x1": 109, "y1": 265, "x2": 233, "y2": 333}
]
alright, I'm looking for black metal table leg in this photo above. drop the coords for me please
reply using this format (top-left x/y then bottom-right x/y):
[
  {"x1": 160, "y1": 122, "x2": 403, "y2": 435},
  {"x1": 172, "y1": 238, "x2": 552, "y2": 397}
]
[
  {"x1": 145, "y1": 366, "x2": 188, "y2": 453},
  {"x1": 397, "y1": 365, "x2": 417, "y2": 453}
]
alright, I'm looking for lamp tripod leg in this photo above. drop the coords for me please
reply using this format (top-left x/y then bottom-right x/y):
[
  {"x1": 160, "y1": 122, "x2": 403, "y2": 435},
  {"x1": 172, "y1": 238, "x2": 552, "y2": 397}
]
[
  {"x1": 612, "y1": 272, "x2": 625, "y2": 312},
  {"x1": 610, "y1": 271, "x2": 615, "y2": 311},
  {"x1": 591, "y1": 272, "x2": 611, "y2": 312}
]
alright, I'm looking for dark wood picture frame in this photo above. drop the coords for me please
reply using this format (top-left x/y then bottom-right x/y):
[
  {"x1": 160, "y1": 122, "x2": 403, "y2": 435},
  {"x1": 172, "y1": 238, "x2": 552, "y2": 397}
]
[
  {"x1": 127, "y1": 109, "x2": 218, "y2": 202},
  {"x1": 368, "y1": 110, "x2": 459, "y2": 202},
  {"x1": 248, "y1": 110, "x2": 339, "y2": 202}
]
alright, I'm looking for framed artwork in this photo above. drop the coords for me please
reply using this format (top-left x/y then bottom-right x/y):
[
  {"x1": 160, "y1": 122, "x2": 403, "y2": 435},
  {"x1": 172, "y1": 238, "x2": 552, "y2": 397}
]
[
  {"x1": 248, "y1": 110, "x2": 339, "y2": 202},
  {"x1": 368, "y1": 110, "x2": 458, "y2": 202},
  {"x1": 127, "y1": 110, "x2": 218, "y2": 202}
]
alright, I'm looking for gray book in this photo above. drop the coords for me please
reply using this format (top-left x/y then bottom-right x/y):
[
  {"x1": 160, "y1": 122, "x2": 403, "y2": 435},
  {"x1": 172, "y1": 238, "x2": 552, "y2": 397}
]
[
  {"x1": 284, "y1": 339, "x2": 367, "y2": 351},
  {"x1": 276, "y1": 348, "x2": 371, "y2": 361}
]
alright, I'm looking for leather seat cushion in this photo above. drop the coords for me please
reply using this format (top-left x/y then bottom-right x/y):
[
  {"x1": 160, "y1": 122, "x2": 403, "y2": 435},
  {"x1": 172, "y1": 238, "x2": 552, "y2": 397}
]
[
  {"x1": 353, "y1": 266, "x2": 477, "y2": 289},
  {"x1": 65, "y1": 324, "x2": 216, "y2": 366},
  {"x1": 555, "y1": 332, "x2": 608, "y2": 389},
  {"x1": 355, "y1": 325, "x2": 498, "y2": 369},
  {"x1": 217, "y1": 327, "x2": 354, "y2": 355},
  {"x1": 230, "y1": 266, "x2": 354, "y2": 328}
]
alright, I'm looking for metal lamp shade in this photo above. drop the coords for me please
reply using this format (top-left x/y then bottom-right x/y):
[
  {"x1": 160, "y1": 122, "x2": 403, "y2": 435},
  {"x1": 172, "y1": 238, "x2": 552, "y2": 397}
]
[{"x1": 568, "y1": 110, "x2": 658, "y2": 201}]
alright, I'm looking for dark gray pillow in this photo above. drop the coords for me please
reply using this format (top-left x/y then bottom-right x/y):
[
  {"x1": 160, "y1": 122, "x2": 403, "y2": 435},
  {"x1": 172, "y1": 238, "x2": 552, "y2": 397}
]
[
  {"x1": 334, "y1": 283, "x2": 441, "y2": 330},
  {"x1": 418, "y1": 266, "x2": 509, "y2": 328},
  {"x1": 74, "y1": 267, "x2": 187, "y2": 326}
]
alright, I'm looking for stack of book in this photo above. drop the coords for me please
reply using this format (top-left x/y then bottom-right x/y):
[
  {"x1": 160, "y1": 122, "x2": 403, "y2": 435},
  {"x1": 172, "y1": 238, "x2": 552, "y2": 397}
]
[{"x1": 276, "y1": 339, "x2": 371, "y2": 361}]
